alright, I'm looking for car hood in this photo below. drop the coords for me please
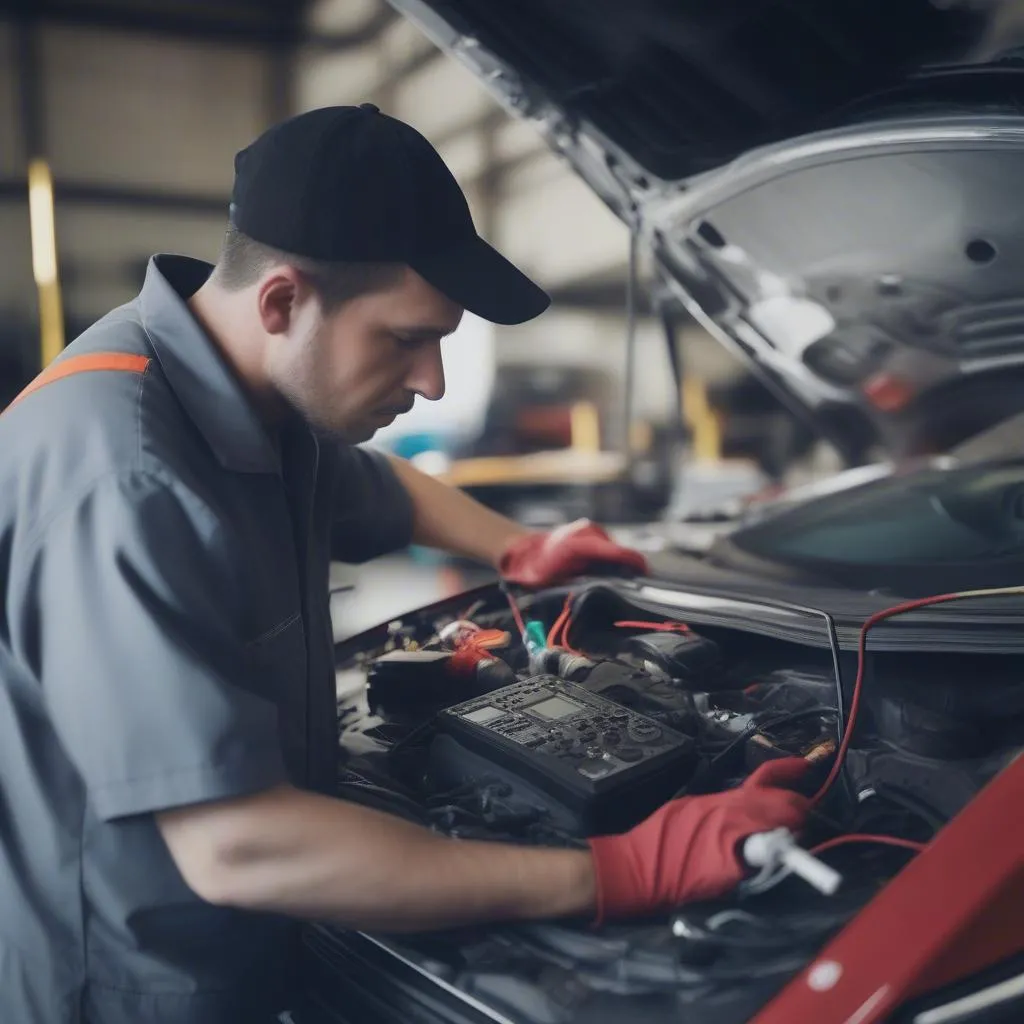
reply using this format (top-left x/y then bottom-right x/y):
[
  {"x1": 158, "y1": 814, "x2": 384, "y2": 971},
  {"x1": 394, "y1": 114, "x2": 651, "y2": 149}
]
[{"x1": 387, "y1": 0, "x2": 1024, "y2": 459}]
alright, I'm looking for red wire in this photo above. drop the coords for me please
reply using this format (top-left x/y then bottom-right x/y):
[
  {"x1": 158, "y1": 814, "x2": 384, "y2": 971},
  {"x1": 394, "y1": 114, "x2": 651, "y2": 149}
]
[
  {"x1": 810, "y1": 834, "x2": 926, "y2": 856},
  {"x1": 812, "y1": 587, "x2": 1019, "y2": 806},
  {"x1": 504, "y1": 587, "x2": 527, "y2": 638}
]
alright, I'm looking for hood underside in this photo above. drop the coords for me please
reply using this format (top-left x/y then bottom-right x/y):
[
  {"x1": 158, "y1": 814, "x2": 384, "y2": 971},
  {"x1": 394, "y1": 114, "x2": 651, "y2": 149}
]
[{"x1": 389, "y1": 0, "x2": 1024, "y2": 460}]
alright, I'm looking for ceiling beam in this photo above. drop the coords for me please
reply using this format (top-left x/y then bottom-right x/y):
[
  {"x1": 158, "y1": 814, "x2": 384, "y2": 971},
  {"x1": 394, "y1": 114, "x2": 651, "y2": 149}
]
[
  {"x1": 302, "y1": 6, "x2": 397, "y2": 52},
  {"x1": 13, "y1": 16, "x2": 41, "y2": 159},
  {"x1": 0, "y1": 1, "x2": 394, "y2": 50},
  {"x1": 0, "y1": 178, "x2": 229, "y2": 214}
]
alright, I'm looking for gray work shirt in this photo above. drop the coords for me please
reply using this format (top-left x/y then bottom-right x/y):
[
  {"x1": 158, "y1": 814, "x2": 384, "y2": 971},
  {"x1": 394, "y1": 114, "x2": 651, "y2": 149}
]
[{"x1": 0, "y1": 255, "x2": 414, "y2": 1023}]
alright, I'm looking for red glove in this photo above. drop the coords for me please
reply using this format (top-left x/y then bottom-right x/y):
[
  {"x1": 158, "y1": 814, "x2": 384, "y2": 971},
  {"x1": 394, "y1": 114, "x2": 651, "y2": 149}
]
[
  {"x1": 498, "y1": 519, "x2": 648, "y2": 588},
  {"x1": 588, "y1": 758, "x2": 811, "y2": 924}
]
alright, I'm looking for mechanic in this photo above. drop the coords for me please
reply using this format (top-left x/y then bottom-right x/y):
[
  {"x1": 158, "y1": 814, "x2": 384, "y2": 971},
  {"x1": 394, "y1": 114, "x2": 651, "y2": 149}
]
[{"x1": 0, "y1": 105, "x2": 811, "y2": 1024}]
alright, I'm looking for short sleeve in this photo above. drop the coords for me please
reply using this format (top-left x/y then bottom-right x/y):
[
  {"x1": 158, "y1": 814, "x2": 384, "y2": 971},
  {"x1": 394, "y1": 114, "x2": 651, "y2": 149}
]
[
  {"x1": 329, "y1": 446, "x2": 414, "y2": 563},
  {"x1": 14, "y1": 471, "x2": 287, "y2": 822}
]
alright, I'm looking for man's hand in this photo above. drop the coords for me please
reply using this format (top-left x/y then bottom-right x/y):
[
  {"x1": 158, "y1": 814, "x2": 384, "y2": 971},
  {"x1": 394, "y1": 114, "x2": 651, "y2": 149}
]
[
  {"x1": 498, "y1": 519, "x2": 648, "y2": 588},
  {"x1": 385, "y1": 459, "x2": 645, "y2": 585},
  {"x1": 588, "y1": 758, "x2": 812, "y2": 923}
]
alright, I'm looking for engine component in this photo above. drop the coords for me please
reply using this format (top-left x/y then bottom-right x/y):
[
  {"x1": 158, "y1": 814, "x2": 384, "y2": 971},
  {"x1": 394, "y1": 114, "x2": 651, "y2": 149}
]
[
  {"x1": 844, "y1": 743, "x2": 1019, "y2": 824},
  {"x1": 746, "y1": 720, "x2": 837, "y2": 770},
  {"x1": 429, "y1": 675, "x2": 697, "y2": 835},
  {"x1": 437, "y1": 620, "x2": 511, "y2": 651},
  {"x1": 625, "y1": 629, "x2": 721, "y2": 683},
  {"x1": 530, "y1": 647, "x2": 596, "y2": 682},
  {"x1": 873, "y1": 692, "x2": 989, "y2": 759},
  {"x1": 744, "y1": 667, "x2": 839, "y2": 715},
  {"x1": 576, "y1": 660, "x2": 701, "y2": 734},
  {"x1": 865, "y1": 656, "x2": 1024, "y2": 759},
  {"x1": 366, "y1": 648, "x2": 513, "y2": 716}
]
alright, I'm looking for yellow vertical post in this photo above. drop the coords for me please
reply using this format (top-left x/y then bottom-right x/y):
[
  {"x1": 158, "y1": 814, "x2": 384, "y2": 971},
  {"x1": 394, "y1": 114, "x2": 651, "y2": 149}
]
[
  {"x1": 28, "y1": 158, "x2": 65, "y2": 367},
  {"x1": 682, "y1": 375, "x2": 722, "y2": 463},
  {"x1": 569, "y1": 400, "x2": 602, "y2": 453}
]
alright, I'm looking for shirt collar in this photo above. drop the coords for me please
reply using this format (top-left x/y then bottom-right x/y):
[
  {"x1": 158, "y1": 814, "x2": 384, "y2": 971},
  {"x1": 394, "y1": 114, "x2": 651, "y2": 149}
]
[{"x1": 139, "y1": 254, "x2": 282, "y2": 474}]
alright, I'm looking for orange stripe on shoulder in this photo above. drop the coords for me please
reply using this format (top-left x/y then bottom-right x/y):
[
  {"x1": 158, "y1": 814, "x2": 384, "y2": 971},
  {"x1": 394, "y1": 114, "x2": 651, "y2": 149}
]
[{"x1": 5, "y1": 353, "x2": 151, "y2": 413}]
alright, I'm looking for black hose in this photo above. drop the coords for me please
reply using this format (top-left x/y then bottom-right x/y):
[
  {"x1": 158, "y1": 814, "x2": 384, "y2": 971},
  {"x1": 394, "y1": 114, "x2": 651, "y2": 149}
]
[{"x1": 678, "y1": 706, "x2": 837, "y2": 798}]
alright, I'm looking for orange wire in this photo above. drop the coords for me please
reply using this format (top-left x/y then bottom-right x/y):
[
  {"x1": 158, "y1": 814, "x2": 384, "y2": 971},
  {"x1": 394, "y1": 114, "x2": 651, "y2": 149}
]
[
  {"x1": 547, "y1": 594, "x2": 574, "y2": 648},
  {"x1": 613, "y1": 620, "x2": 691, "y2": 633},
  {"x1": 550, "y1": 592, "x2": 589, "y2": 656}
]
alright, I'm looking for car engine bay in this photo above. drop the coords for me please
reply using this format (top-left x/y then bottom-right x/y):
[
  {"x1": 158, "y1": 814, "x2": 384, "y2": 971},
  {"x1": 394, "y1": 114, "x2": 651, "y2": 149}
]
[{"x1": 305, "y1": 581, "x2": 1024, "y2": 1024}]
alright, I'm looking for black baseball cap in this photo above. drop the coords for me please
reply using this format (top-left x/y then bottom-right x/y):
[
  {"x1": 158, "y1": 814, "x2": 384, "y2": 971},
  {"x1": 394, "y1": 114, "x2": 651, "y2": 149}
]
[{"x1": 229, "y1": 104, "x2": 550, "y2": 325}]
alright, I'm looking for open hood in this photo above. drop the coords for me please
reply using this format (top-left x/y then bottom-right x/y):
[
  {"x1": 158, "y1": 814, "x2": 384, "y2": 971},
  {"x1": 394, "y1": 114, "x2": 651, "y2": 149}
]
[{"x1": 388, "y1": 0, "x2": 1024, "y2": 461}]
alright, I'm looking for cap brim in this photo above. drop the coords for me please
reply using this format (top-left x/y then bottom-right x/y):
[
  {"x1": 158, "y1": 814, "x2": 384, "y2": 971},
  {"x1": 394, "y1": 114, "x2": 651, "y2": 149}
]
[{"x1": 411, "y1": 236, "x2": 550, "y2": 325}]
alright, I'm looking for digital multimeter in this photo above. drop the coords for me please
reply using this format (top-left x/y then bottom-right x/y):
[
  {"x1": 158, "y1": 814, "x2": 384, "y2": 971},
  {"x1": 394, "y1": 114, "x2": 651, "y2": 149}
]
[{"x1": 432, "y1": 675, "x2": 697, "y2": 835}]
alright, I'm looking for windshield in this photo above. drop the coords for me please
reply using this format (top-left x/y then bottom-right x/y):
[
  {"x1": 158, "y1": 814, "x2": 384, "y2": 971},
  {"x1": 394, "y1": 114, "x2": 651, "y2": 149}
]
[{"x1": 718, "y1": 460, "x2": 1024, "y2": 592}]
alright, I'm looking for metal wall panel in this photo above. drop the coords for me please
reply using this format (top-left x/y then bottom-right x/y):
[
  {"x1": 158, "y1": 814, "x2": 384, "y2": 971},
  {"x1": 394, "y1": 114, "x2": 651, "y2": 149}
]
[
  {"x1": 0, "y1": 203, "x2": 33, "y2": 311},
  {"x1": 55, "y1": 204, "x2": 227, "y2": 325},
  {"x1": 0, "y1": 21, "x2": 23, "y2": 177},
  {"x1": 42, "y1": 25, "x2": 269, "y2": 193}
]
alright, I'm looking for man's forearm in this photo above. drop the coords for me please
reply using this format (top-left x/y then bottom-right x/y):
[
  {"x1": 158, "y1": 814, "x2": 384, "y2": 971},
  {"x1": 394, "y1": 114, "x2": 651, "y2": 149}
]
[
  {"x1": 159, "y1": 784, "x2": 595, "y2": 932},
  {"x1": 387, "y1": 455, "x2": 529, "y2": 567}
]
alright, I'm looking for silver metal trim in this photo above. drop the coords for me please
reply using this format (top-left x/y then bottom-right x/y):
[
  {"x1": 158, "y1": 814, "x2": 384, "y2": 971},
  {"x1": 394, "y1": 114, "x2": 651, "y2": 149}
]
[
  {"x1": 636, "y1": 585, "x2": 807, "y2": 623},
  {"x1": 914, "y1": 970, "x2": 1024, "y2": 1024},
  {"x1": 359, "y1": 933, "x2": 519, "y2": 1024}
]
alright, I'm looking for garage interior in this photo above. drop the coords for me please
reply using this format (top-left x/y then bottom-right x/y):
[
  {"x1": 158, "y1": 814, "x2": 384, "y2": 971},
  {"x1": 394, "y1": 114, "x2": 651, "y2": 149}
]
[
  {"x1": 0, "y1": 0, "x2": 843, "y2": 634},
  {"x1": 2, "y1": 3, "x2": 1024, "y2": 1023}
]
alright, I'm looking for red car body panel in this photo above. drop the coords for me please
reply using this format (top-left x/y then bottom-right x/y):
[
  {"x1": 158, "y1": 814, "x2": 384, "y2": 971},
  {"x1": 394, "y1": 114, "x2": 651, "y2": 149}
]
[{"x1": 752, "y1": 755, "x2": 1024, "y2": 1023}]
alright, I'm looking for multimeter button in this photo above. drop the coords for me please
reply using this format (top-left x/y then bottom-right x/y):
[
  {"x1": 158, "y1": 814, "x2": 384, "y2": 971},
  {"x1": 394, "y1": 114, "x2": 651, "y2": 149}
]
[
  {"x1": 601, "y1": 731, "x2": 621, "y2": 745},
  {"x1": 627, "y1": 721, "x2": 662, "y2": 742},
  {"x1": 616, "y1": 746, "x2": 644, "y2": 763},
  {"x1": 576, "y1": 759, "x2": 613, "y2": 779},
  {"x1": 576, "y1": 730, "x2": 596, "y2": 743}
]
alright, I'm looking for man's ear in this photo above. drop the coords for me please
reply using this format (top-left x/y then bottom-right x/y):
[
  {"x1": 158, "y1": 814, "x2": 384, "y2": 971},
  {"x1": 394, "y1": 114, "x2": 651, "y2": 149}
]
[{"x1": 256, "y1": 266, "x2": 317, "y2": 335}]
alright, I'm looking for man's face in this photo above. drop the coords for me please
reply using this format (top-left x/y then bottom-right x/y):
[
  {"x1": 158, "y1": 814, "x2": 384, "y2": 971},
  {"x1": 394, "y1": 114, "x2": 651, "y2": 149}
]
[{"x1": 267, "y1": 267, "x2": 462, "y2": 442}]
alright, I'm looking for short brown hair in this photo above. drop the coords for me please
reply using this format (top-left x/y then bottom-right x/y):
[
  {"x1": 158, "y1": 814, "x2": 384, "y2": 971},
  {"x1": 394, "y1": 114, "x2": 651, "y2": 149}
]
[{"x1": 213, "y1": 223, "x2": 403, "y2": 309}]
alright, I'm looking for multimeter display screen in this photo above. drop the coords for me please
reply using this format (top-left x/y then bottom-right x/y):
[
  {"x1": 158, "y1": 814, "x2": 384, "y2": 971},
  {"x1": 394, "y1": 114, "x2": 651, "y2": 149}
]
[
  {"x1": 528, "y1": 695, "x2": 584, "y2": 720},
  {"x1": 463, "y1": 705, "x2": 505, "y2": 725}
]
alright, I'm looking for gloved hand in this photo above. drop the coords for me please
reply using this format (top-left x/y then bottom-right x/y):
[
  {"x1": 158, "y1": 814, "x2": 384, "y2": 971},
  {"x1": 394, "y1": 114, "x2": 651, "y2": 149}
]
[
  {"x1": 498, "y1": 519, "x2": 648, "y2": 588},
  {"x1": 588, "y1": 758, "x2": 811, "y2": 924}
]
